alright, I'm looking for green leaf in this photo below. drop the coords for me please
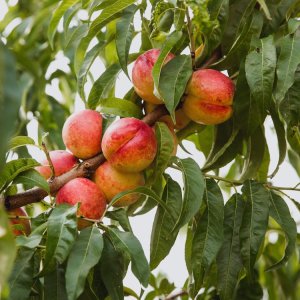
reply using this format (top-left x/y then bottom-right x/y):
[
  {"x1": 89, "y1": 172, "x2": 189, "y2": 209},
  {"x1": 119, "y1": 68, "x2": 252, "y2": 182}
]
[
  {"x1": 240, "y1": 126, "x2": 266, "y2": 181},
  {"x1": 240, "y1": 181, "x2": 270, "y2": 279},
  {"x1": 42, "y1": 204, "x2": 78, "y2": 274},
  {"x1": 97, "y1": 98, "x2": 142, "y2": 118},
  {"x1": 0, "y1": 158, "x2": 40, "y2": 193},
  {"x1": 245, "y1": 35, "x2": 276, "y2": 114},
  {"x1": 74, "y1": 0, "x2": 136, "y2": 74},
  {"x1": 8, "y1": 248, "x2": 35, "y2": 300},
  {"x1": 105, "y1": 208, "x2": 132, "y2": 232},
  {"x1": 66, "y1": 226, "x2": 104, "y2": 300},
  {"x1": 87, "y1": 64, "x2": 120, "y2": 109},
  {"x1": 190, "y1": 179, "x2": 224, "y2": 296},
  {"x1": 44, "y1": 264, "x2": 67, "y2": 300},
  {"x1": 150, "y1": 176, "x2": 182, "y2": 270},
  {"x1": 13, "y1": 169, "x2": 50, "y2": 193},
  {"x1": 116, "y1": 5, "x2": 138, "y2": 77},
  {"x1": 109, "y1": 186, "x2": 170, "y2": 214},
  {"x1": 266, "y1": 191, "x2": 297, "y2": 271},
  {"x1": 48, "y1": 0, "x2": 80, "y2": 48},
  {"x1": 158, "y1": 55, "x2": 192, "y2": 118},
  {"x1": 257, "y1": 0, "x2": 272, "y2": 20},
  {"x1": 0, "y1": 42, "x2": 22, "y2": 171},
  {"x1": 217, "y1": 194, "x2": 245, "y2": 300},
  {"x1": 8, "y1": 136, "x2": 35, "y2": 151},
  {"x1": 149, "y1": 122, "x2": 174, "y2": 184},
  {"x1": 269, "y1": 106, "x2": 286, "y2": 178},
  {"x1": 152, "y1": 31, "x2": 182, "y2": 99},
  {"x1": 107, "y1": 227, "x2": 150, "y2": 287},
  {"x1": 234, "y1": 273, "x2": 263, "y2": 300},
  {"x1": 274, "y1": 34, "x2": 300, "y2": 103},
  {"x1": 0, "y1": 206, "x2": 17, "y2": 287},
  {"x1": 172, "y1": 158, "x2": 205, "y2": 232},
  {"x1": 77, "y1": 41, "x2": 105, "y2": 100},
  {"x1": 97, "y1": 235, "x2": 125, "y2": 300}
]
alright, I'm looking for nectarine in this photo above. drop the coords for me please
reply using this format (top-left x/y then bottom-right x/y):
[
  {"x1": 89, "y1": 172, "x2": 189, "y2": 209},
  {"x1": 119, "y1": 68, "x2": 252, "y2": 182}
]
[
  {"x1": 132, "y1": 49, "x2": 175, "y2": 104},
  {"x1": 183, "y1": 69, "x2": 235, "y2": 125},
  {"x1": 93, "y1": 161, "x2": 145, "y2": 207},
  {"x1": 36, "y1": 150, "x2": 78, "y2": 179},
  {"x1": 8, "y1": 207, "x2": 31, "y2": 236},
  {"x1": 62, "y1": 110, "x2": 103, "y2": 159},
  {"x1": 159, "y1": 109, "x2": 191, "y2": 130},
  {"x1": 56, "y1": 178, "x2": 106, "y2": 227},
  {"x1": 102, "y1": 118, "x2": 157, "y2": 172}
]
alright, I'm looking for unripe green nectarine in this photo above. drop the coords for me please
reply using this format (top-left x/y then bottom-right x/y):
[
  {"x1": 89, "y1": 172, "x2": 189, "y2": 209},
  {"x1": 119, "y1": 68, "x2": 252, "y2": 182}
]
[
  {"x1": 132, "y1": 49, "x2": 175, "y2": 104},
  {"x1": 183, "y1": 69, "x2": 235, "y2": 125},
  {"x1": 93, "y1": 161, "x2": 145, "y2": 207},
  {"x1": 36, "y1": 150, "x2": 78, "y2": 179},
  {"x1": 62, "y1": 109, "x2": 103, "y2": 159},
  {"x1": 102, "y1": 117, "x2": 157, "y2": 173}
]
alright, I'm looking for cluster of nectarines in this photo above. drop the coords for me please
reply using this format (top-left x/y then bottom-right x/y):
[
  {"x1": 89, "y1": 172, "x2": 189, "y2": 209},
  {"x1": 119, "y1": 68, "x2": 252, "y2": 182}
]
[{"x1": 8, "y1": 47, "x2": 235, "y2": 234}]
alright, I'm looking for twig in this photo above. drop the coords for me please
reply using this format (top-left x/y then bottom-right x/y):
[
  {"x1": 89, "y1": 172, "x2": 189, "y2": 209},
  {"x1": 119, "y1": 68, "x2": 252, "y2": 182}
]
[
  {"x1": 41, "y1": 141, "x2": 55, "y2": 181},
  {"x1": 165, "y1": 289, "x2": 188, "y2": 300},
  {"x1": 185, "y1": 7, "x2": 196, "y2": 69}
]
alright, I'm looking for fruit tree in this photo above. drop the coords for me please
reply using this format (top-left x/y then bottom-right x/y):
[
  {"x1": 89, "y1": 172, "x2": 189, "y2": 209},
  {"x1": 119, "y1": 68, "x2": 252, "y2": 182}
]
[{"x1": 0, "y1": 0, "x2": 300, "y2": 299}]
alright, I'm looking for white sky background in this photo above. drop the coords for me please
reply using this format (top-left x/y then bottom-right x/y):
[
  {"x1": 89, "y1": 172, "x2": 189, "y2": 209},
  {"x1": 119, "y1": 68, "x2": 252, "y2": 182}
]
[{"x1": 1, "y1": 0, "x2": 300, "y2": 295}]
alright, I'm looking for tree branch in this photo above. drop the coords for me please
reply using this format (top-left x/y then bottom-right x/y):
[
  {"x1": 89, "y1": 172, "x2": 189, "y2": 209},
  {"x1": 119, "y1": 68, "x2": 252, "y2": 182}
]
[{"x1": 3, "y1": 106, "x2": 168, "y2": 210}]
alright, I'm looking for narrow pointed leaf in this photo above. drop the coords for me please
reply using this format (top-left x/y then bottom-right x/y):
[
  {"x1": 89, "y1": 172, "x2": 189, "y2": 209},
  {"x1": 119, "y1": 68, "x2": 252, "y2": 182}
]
[
  {"x1": 275, "y1": 34, "x2": 300, "y2": 103},
  {"x1": 217, "y1": 194, "x2": 245, "y2": 300},
  {"x1": 257, "y1": 0, "x2": 272, "y2": 20},
  {"x1": 87, "y1": 64, "x2": 121, "y2": 109},
  {"x1": 152, "y1": 31, "x2": 182, "y2": 99},
  {"x1": 8, "y1": 136, "x2": 35, "y2": 151},
  {"x1": 43, "y1": 204, "x2": 77, "y2": 274},
  {"x1": 158, "y1": 55, "x2": 192, "y2": 118},
  {"x1": 48, "y1": 0, "x2": 80, "y2": 48},
  {"x1": 107, "y1": 227, "x2": 150, "y2": 287},
  {"x1": 191, "y1": 179, "x2": 224, "y2": 296},
  {"x1": 245, "y1": 35, "x2": 276, "y2": 114},
  {"x1": 105, "y1": 208, "x2": 132, "y2": 232},
  {"x1": 8, "y1": 248, "x2": 35, "y2": 300},
  {"x1": 44, "y1": 264, "x2": 67, "y2": 300},
  {"x1": 116, "y1": 5, "x2": 138, "y2": 77},
  {"x1": 66, "y1": 226, "x2": 104, "y2": 300},
  {"x1": 172, "y1": 158, "x2": 205, "y2": 232},
  {"x1": 150, "y1": 176, "x2": 182, "y2": 269},
  {"x1": 240, "y1": 181, "x2": 270, "y2": 279},
  {"x1": 266, "y1": 191, "x2": 297, "y2": 271}
]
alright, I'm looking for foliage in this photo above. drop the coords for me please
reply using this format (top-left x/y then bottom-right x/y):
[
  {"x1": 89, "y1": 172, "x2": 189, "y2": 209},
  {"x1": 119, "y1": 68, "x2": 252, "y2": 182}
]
[{"x1": 0, "y1": 0, "x2": 300, "y2": 299}]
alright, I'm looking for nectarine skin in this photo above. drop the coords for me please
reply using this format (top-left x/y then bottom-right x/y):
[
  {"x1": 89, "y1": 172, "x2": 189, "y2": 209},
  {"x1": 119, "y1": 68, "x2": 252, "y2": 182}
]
[
  {"x1": 56, "y1": 178, "x2": 107, "y2": 222},
  {"x1": 183, "y1": 69, "x2": 235, "y2": 125},
  {"x1": 93, "y1": 162, "x2": 145, "y2": 207},
  {"x1": 102, "y1": 118, "x2": 157, "y2": 173},
  {"x1": 62, "y1": 110, "x2": 103, "y2": 159},
  {"x1": 36, "y1": 150, "x2": 78, "y2": 179},
  {"x1": 8, "y1": 207, "x2": 31, "y2": 236},
  {"x1": 132, "y1": 49, "x2": 175, "y2": 104}
]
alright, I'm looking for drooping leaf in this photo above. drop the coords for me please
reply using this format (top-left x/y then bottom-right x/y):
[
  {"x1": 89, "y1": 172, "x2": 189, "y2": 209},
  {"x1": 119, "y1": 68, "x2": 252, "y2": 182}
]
[
  {"x1": 107, "y1": 227, "x2": 150, "y2": 287},
  {"x1": 116, "y1": 5, "x2": 138, "y2": 77},
  {"x1": 274, "y1": 34, "x2": 300, "y2": 103},
  {"x1": 172, "y1": 158, "x2": 205, "y2": 232},
  {"x1": 48, "y1": 0, "x2": 80, "y2": 48},
  {"x1": 74, "y1": 0, "x2": 136, "y2": 74},
  {"x1": 217, "y1": 194, "x2": 245, "y2": 300},
  {"x1": 152, "y1": 31, "x2": 182, "y2": 99},
  {"x1": 42, "y1": 204, "x2": 78, "y2": 274},
  {"x1": 97, "y1": 98, "x2": 142, "y2": 118},
  {"x1": 266, "y1": 191, "x2": 297, "y2": 271},
  {"x1": 8, "y1": 248, "x2": 35, "y2": 300},
  {"x1": 66, "y1": 226, "x2": 104, "y2": 300},
  {"x1": 0, "y1": 158, "x2": 40, "y2": 193},
  {"x1": 13, "y1": 169, "x2": 50, "y2": 193},
  {"x1": 105, "y1": 208, "x2": 132, "y2": 232},
  {"x1": 87, "y1": 64, "x2": 121, "y2": 109},
  {"x1": 149, "y1": 122, "x2": 174, "y2": 184},
  {"x1": 8, "y1": 136, "x2": 35, "y2": 151},
  {"x1": 234, "y1": 273, "x2": 263, "y2": 300},
  {"x1": 245, "y1": 35, "x2": 276, "y2": 114},
  {"x1": 240, "y1": 181, "x2": 270, "y2": 280},
  {"x1": 0, "y1": 42, "x2": 22, "y2": 171},
  {"x1": 190, "y1": 179, "x2": 224, "y2": 296},
  {"x1": 150, "y1": 176, "x2": 182, "y2": 270},
  {"x1": 0, "y1": 206, "x2": 17, "y2": 287},
  {"x1": 158, "y1": 55, "x2": 192, "y2": 118}
]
